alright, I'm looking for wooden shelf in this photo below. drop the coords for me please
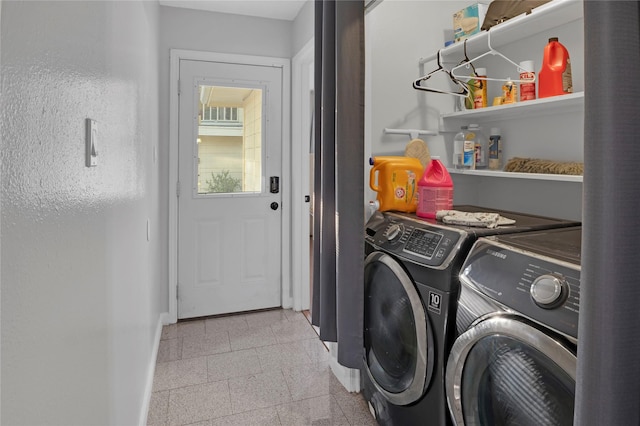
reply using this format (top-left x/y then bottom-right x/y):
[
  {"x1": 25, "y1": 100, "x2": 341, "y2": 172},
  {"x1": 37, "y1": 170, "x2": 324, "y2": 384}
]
[{"x1": 448, "y1": 168, "x2": 583, "y2": 182}]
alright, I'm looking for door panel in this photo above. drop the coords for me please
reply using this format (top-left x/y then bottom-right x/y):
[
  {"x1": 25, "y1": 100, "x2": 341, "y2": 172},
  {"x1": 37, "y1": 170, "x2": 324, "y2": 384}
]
[{"x1": 178, "y1": 59, "x2": 282, "y2": 319}]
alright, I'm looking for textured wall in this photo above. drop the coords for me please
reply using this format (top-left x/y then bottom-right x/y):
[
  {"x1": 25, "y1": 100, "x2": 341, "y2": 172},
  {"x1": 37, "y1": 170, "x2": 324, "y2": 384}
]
[{"x1": 1, "y1": 1, "x2": 162, "y2": 424}]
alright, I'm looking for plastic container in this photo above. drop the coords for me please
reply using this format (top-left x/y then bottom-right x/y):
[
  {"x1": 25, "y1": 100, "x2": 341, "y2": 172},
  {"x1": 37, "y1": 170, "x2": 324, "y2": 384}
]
[
  {"x1": 369, "y1": 156, "x2": 424, "y2": 212},
  {"x1": 453, "y1": 126, "x2": 468, "y2": 169},
  {"x1": 464, "y1": 76, "x2": 476, "y2": 110},
  {"x1": 462, "y1": 129, "x2": 475, "y2": 169},
  {"x1": 519, "y1": 60, "x2": 536, "y2": 101},
  {"x1": 502, "y1": 78, "x2": 517, "y2": 104},
  {"x1": 488, "y1": 127, "x2": 502, "y2": 170},
  {"x1": 472, "y1": 68, "x2": 487, "y2": 109},
  {"x1": 468, "y1": 124, "x2": 488, "y2": 169},
  {"x1": 538, "y1": 37, "x2": 573, "y2": 98},
  {"x1": 417, "y1": 157, "x2": 454, "y2": 219}
]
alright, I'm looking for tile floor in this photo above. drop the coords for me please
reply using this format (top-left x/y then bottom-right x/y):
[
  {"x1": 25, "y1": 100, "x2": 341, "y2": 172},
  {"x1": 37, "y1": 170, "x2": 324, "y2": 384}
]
[{"x1": 147, "y1": 308, "x2": 377, "y2": 426}]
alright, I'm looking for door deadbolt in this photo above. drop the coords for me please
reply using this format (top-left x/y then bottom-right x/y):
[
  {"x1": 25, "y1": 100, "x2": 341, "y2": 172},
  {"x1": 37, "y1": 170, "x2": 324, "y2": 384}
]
[{"x1": 270, "y1": 202, "x2": 279, "y2": 210}]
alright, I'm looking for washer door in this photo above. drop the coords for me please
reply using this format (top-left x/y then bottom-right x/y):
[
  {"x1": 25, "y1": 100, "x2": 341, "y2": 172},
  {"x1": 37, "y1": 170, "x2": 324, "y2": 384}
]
[
  {"x1": 363, "y1": 251, "x2": 434, "y2": 406},
  {"x1": 446, "y1": 315, "x2": 576, "y2": 426}
]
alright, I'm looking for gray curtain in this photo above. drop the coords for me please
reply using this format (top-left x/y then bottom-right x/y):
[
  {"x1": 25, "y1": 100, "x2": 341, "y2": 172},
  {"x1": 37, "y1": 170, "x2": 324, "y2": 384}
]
[
  {"x1": 576, "y1": 1, "x2": 640, "y2": 423},
  {"x1": 311, "y1": 0, "x2": 365, "y2": 369}
]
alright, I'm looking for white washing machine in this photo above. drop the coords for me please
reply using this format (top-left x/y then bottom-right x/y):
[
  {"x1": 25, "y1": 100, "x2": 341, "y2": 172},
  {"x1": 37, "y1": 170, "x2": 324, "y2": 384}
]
[{"x1": 446, "y1": 226, "x2": 582, "y2": 425}]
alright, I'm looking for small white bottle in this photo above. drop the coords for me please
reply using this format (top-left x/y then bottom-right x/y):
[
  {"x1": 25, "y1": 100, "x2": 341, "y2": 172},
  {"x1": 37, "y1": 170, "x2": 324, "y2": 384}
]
[
  {"x1": 468, "y1": 124, "x2": 487, "y2": 169},
  {"x1": 519, "y1": 60, "x2": 536, "y2": 101},
  {"x1": 488, "y1": 127, "x2": 503, "y2": 170},
  {"x1": 463, "y1": 132, "x2": 475, "y2": 169},
  {"x1": 453, "y1": 126, "x2": 468, "y2": 169}
]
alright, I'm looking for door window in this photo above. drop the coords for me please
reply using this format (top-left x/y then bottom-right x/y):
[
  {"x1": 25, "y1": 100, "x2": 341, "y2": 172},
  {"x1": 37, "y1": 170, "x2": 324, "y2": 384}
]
[
  {"x1": 196, "y1": 85, "x2": 263, "y2": 195},
  {"x1": 462, "y1": 334, "x2": 575, "y2": 425},
  {"x1": 363, "y1": 252, "x2": 431, "y2": 405},
  {"x1": 365, "y1": 259, "x2": 417, "y2": 393}
]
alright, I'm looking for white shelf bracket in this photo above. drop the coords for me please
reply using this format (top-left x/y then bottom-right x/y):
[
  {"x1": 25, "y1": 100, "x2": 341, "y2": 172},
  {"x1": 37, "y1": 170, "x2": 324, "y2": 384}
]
[{"x1": 384, "y1": 128, "x2": 439, "y2": 140}]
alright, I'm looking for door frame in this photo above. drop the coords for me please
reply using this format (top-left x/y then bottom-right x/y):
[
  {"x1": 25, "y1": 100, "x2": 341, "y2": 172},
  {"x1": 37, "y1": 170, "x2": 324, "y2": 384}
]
[
  {"x1": 291, "y1": 38, "x2": 314, "y2": 312},
  {"x1": 168, "y1": 49, "x2": 291, "y2": 323}
]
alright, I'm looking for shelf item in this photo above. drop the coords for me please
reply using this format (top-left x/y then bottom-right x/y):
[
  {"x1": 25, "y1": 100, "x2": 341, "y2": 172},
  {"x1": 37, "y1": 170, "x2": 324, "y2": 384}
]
[
  {"x1": 503, "y1": 156, "x2": 583, "y2": 175},
  {"x1": 441, "y1": 91, "x2": 583, "y2": 122},
  {"x1": 419, "y1": 0, "x2": 583, "y2": 67},
  {"x1": 448, "y1": 168, "x2": 582, "y2": 182}
]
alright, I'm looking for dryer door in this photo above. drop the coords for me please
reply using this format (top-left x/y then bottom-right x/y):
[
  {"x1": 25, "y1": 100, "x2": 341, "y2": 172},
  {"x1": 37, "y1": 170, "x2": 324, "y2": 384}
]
[
  {"x1": 446, "y1": 315, "x2": 576, "y2": 426},
  {"x1": 363, "y1": 251, "x2": 434, "y2": 406}
]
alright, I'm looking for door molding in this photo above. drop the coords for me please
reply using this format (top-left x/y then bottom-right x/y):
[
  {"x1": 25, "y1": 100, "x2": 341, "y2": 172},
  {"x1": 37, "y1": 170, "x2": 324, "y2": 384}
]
[
  {"x1": 168, "y1": 49, "x2": 291, "y2": 323},
  {"x1": 291, "y1": 38, "x2": 314, "y2": 311}
]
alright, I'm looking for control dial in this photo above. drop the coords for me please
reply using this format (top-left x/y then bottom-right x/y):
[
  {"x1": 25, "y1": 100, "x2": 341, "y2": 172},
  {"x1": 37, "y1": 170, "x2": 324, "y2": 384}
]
[
  {"x1": 385, "y1": 224, "x2": 404, "y2": 242},
  {"x1": 530, "y1": 274, "x2": 568, "y2": 308}
]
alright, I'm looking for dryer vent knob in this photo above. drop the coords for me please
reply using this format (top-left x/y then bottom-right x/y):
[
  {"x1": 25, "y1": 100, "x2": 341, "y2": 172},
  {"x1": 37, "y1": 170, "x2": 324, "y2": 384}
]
[{"x1": 530, "y1": 274, "x2": 567, "y2": 308}]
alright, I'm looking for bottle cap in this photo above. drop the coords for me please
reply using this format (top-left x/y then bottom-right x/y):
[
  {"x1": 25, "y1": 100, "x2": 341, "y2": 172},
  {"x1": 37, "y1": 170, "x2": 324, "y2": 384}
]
[
  {"x1": 490, "y1": 127, "x2": 501, "y2": 135},
  {"x1": 549, "y1": 37, "x2": 559, "y2": 42}
]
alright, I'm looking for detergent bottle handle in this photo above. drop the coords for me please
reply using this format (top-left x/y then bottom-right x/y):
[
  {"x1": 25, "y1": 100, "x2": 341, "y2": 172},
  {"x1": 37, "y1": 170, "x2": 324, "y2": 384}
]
[{"x1": 369, "y1": 165, "x2": 380, "y2": 192}]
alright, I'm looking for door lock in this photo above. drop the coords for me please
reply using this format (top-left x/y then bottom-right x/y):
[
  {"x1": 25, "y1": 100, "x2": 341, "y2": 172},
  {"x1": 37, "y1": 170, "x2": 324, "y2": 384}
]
[
  {"x1": 270, "y1": 176, "x2": 280, "y2": 194},
  {"x1": 270, "y1": 202, "x2": 279, "y2": 210}
]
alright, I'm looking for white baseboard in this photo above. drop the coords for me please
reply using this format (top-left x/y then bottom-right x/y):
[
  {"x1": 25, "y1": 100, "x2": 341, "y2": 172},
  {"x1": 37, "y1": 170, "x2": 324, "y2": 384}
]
[
  {"x1": 326, "y1": 342, "x2": 361, "y2": 393},
  {"x1": 138, "y1": 312, "x2": 169, "y2": 426}
]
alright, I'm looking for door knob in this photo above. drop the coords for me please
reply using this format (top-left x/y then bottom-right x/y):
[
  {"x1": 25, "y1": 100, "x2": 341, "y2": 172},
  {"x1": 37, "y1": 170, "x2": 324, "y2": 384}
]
[{"x1": 270, "y1": 202, "x2": 279, "y2": 210}]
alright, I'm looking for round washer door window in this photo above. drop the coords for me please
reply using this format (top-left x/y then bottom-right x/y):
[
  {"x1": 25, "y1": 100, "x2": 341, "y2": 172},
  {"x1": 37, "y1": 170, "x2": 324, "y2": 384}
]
[
  {"x1": 446, "y1": 316, "x2": 576, "y2": 426},
  {"x1": 363, "y1": 251, "x2": 433, "y2": 406}
]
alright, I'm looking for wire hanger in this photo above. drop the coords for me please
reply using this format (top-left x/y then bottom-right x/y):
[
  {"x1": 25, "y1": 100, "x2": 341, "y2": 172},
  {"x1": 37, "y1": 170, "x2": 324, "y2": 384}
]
[
  {"x1": 413, "y1": 49, "x2": 470, "y2": 98},
  {"x1": 450, "y1": 30, "x2": 536, "y2": 84},
  {"x1": 458, "y1": 39, "x2": 477, "y2": 76}
]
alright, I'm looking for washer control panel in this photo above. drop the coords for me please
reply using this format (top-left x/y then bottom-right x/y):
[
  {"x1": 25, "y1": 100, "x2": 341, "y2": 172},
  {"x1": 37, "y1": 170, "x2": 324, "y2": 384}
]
[
  {"x1": 460, "y1": 238, "x2": 581, "y2": 340},
  {"x1": 404, "y1": 228, "x2": 443, "y2": 258},
  {"x1": 365, "y1": 211, "x2": 464, "y2": 268}
]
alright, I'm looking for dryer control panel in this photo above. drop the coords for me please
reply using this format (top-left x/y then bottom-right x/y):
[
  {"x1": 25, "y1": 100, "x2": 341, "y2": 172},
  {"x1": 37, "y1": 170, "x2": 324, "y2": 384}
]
[
  {"x1": 460, "y1": 237, "x2": 581, "y2": 340},
  {"x1": 365, "y1": 211, "x2": 465, "y2": 269}
]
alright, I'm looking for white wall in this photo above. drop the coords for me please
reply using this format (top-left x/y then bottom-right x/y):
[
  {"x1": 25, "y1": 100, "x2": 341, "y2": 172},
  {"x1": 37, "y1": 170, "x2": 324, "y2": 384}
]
[
  {"x1": 292, "y1": 0, "x2": 314, "y2": 55},
  {"x1": 365, "y1": 0, "x2": 468, "y2": 205},
  {"x1": 0, "y1": 0, "x2": 3, "y2": 420},
  {"x1": 0, "y1": 1, "x2": 162, "y2": 424}
]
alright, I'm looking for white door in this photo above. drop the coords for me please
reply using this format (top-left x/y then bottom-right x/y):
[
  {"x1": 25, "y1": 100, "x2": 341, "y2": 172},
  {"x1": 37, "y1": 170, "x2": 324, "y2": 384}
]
[{"x1": 178, "y1": 59, "x2": 282, "y2": 319}]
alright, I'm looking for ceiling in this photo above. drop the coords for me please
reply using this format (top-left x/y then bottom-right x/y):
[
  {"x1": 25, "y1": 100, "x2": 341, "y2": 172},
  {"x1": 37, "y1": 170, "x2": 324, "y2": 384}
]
[{"x1": 159, "y1": 0, "x2": 307, "y2": 21}]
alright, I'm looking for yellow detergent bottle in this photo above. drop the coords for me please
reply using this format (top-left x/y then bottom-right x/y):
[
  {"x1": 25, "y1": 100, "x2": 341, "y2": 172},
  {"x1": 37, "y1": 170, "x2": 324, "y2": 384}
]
[{"x1": 369, "y1": 156, "x2": 424, "y2": 212}]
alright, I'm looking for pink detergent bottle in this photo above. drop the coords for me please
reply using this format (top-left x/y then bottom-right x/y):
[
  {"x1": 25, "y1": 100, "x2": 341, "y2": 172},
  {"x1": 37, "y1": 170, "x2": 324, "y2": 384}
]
[{"x1": 416, "y1": 157, "x2": 454, "y2": 219}]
